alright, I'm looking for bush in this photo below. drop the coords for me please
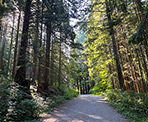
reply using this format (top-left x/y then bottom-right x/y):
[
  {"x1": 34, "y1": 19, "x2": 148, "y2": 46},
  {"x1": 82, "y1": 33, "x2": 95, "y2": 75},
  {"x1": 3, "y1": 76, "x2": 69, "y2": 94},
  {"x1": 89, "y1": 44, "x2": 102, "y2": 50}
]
[
  {"x1": 105, "y1": 89, "x2": 148, "y2": 122},
  {"x1": 0, "y1": 82, "x2": 10, "y2": 121},
  {"x1": 0, "y1": 81, "x2": 79, "y2": 121},
  {"x1": 89, "y1": 81, "x2": 111, "y2": 94},
  {"x1": 59, "y1": 85, "x2": 78, "y2": 100},
  {"x1": 0, "y1": 81, "x2": 40, "y2": 122},
  {"x1": 64, "y1": 88, "x2": 78, "y2": 100},
  {"x1": 36, "y1": 85, "x2": 78, "y2": 115}
]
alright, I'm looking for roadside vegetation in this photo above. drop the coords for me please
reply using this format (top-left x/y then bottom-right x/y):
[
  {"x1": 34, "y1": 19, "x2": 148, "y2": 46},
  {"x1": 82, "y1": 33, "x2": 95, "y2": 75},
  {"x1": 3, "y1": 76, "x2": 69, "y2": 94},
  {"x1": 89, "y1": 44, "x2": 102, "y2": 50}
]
[
  {"x1": 90, "y1": 88, "x2": 148, "y2": 122},
  {"x1": 105, "y1": 90, "x2": 148, "y2": 122},
  {"x1": 0, "y1": 80, "x2": 78, "y2": 122},
  {"x1": 0, "y1": 0, "x2": 148, "y2": 121}
]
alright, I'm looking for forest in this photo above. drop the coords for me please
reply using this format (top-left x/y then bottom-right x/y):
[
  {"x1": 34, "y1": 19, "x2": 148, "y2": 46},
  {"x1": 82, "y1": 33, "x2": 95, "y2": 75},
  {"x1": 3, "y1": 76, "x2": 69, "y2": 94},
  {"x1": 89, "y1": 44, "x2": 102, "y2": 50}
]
[{"x1": 0, "y1": 0, "x2": 148, "y2": 122}]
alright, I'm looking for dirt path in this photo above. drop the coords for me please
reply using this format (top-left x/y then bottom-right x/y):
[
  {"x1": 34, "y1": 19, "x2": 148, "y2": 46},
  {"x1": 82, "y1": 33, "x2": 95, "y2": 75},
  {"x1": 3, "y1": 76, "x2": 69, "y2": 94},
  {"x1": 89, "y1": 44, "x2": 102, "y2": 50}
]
[{"x1": 39, "y1": 95, "x2": 128, "y2": 122}]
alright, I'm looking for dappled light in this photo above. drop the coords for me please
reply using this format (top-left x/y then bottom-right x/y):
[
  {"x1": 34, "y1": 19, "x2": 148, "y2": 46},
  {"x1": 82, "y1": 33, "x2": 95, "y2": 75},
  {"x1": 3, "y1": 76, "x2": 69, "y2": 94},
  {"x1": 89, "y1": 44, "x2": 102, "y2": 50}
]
[
  {"x1": 0, "y1": 0, "x2": 148, "y2": 121},
  {"x1": 40, "y1": 95, "x2": 127, "y2": 122}
]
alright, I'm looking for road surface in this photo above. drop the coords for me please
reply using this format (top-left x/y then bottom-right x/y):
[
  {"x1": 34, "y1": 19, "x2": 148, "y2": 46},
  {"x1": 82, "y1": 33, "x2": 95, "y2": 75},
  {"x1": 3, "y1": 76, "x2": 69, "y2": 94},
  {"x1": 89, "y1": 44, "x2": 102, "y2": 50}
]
[{"x1": 39, "y1": 95, "x2": 128, "y2": 122}]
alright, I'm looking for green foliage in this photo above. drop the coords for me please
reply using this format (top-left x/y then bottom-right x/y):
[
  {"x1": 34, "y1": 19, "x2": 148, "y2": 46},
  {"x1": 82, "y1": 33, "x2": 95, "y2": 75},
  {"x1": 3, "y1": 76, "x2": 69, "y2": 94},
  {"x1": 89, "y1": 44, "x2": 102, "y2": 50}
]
[
  {"x1": 0, "y1": 81, "x2": 40, "y2": 122},
  {"x1": 105, "y1": 90, "x2": 148, "y2": 122},
  {"x1": 64, "y1": 88, "x2": 78, "y2": 100},
  {"x1": 9, "y1": 92, "x2": 40, "y2": 122},
  {"x1": 0, "y1": 81, "x2": 10, "y2": 121},
  {"x1": 67, "y1": 47, "x2": 90, "y2": 94},
  {"x1": 37, "y1": 85, "x2": 78, "y2": 115},
  {"x1": 83, "y1": 0, "x2": 114, "y2": 92},
  {"x1": 0, "y1": 81, "x2": 78, "y2": 121},
  {"x1": 49, "y1": 96, "x2": 66, "y2": 108},
  {"x1": 128, "y1": 11, "x2": 148, "y2": 45},
  {"x1": 39, "y1": 95, "x2": 66, "y2": 114},
  {"x1": 89, "y1": 81, "x2": 111, "y2": 94},
  {"x1": 59, "y1": 85, "x2": 78, "y2": 100}
]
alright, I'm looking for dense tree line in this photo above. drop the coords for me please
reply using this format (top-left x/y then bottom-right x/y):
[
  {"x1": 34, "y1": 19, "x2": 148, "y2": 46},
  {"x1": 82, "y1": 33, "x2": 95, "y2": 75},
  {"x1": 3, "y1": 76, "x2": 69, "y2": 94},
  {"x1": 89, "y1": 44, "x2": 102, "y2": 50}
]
[
  {"x1": 0, "y1": 0, "x2": 147, "y2": 100},
  {"x1": 0, "y1": 0, "x2": 82, "y2": 121},
  {"x1": 0, "y1": 0, "x2": 148, "y2": 121},
  {"x1": 0, "y1": 0, "x2": 80, "y2": 93},
  {"x1": 85, "y1": 0, "x2": 148, "y2": 93}
]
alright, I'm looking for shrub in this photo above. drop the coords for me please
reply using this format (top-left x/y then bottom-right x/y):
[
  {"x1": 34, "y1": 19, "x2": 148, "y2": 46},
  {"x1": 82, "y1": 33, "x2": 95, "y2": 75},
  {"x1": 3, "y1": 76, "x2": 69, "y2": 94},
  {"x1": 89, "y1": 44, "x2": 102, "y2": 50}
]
[
  {"x1": 59, "y1": 85, "x2": 78, "y2": 100},
  {"x1": 0, "y1": 81, "x2": 40, "y2": 122},
  {"x1": 105, "y1": 89, "x2": 148, "y2": 122},
  {"x1": 64, "y1": 88, "x2": 78, "y2": 100},
  {"x1": 0, "y1": 82, "x2": 10, "y2": 121},
  {"x1": 89, "y1": 81, "x2": 111, "y2": 94}
]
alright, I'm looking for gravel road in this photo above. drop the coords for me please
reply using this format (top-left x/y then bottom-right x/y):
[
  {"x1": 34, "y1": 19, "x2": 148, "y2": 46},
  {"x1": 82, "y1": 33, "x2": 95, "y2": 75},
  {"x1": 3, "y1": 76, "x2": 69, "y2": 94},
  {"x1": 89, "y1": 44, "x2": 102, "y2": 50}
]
[{"x1": 40, "y1": 95, "x2": 128, "y2": 122}]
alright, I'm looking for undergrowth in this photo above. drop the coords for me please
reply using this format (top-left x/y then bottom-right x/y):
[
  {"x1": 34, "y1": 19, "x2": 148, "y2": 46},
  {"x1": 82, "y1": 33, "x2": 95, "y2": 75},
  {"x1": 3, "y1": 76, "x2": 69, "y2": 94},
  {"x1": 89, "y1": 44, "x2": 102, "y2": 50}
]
[
  {"x1": 0, "y1": 81, "x2": 78, "y2": 122},
  {"x1": 104, "y1": 89, "x2": 148, "y2": 122},
  {"x1": 0, "y1": 81, "x2": 40, "y2": 122},
  {"x1": 37, "y1": 85, "x2": 78, "y2": 115}
]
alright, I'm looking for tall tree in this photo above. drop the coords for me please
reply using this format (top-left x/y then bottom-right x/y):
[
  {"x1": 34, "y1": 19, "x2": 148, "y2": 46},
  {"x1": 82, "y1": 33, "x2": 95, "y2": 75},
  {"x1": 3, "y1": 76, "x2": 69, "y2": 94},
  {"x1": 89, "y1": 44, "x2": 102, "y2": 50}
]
[
  {"x1": 32, "y1": 0, "x2": 40, "y2": 82},
  {"x1": 105, "y1": 0, "x2": 125, "y2": 90},
  {"x1": 43, "y1": 22, "x2": 51, "y2": 89},
  {"x1": 14, "y1": 0, "x2": 32, "y2": 89},
  {"x1": 6, "y1": 12, "x2": 15, "y2": 77},
  {"x1": 0, "y1": 23, "x2": 7, "y2": 75},
  {"x1": 12, "y1": 11, "x2": 21, "y2": 78}
]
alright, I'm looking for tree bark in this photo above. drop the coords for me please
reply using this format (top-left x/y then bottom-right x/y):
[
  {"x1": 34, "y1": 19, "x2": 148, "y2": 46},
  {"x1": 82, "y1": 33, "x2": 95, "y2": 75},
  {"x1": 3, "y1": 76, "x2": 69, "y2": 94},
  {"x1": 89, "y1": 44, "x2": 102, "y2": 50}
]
[
  {"x1": 6, "y1": 12, "x2": 15, "y2": 77},
  {"x1": 133, "y1": 0, "x2": 148, "y2": 85},
  {"x1": 135, "y1": 49, "x2": 147, "y2": 92},
  {"x1": 0, "y1": 24, "x2": 7, "y2": 75},
  {"x1": 105, "y1": 0, "x2": 125, "y2": 90},
  {"x1": 50, "y1": 39, "x2": 54, "y2": 86},
  {"x1": 43, "y1": 23, "x2": 51, "y2": 89},
  {"x1": 12, "y1": 11, "x2": 21, "y2": 78},
  {"x1": 58, "y1": 32, "x2": 62, "y2": 87},
  {"x1": 14, "y1": 0, "x2": 32, "y2": 88},
  {"x1": 32, "y1": 0, "x2": 39, "y2": 83},
  {"x1": 37, "y1": 1, "x2": 43, "y2": 84},
  {"x1": 140, "y1": 47, "x2": 148, "y2": 82}
]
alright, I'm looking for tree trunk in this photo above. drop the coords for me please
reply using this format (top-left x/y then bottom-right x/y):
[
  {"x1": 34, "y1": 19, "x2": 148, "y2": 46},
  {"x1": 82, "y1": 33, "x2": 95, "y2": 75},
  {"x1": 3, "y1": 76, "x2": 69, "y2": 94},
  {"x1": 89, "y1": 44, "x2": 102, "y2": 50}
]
[
  {"x1": 50, "y1": 39, "x2": 54, "y2": 86},
  {"x1": 14, "y1": 0, "x2": 32, "y2": 89},
  {"x1": 109, "y1": 45, "x2": 116, "y2": 89},
  {"x1": 32, "y1": 0, "x2": 39, "y2": 83},
  {"x1": 43, "y1": 23, "x2": 51, "y2": 89},
  {"x1": 140, "y1": 47, "x2": 148, "y2": 81},
  {"x1": 0, "y1": 24, "x2": 7, "y2": 75},
  {"x1": 37, "y1": 1, "x2": 43, "y2": 90},
  {"x1": 133, "y1": 0, "x2": 148, "y2": 87},
  {"x1": 135, "y1": 49, "x2": 147, "y2": 92},
  {"x1": 12, "y1": 11, "x2": 21, "y2": 78},
  {"x1": 105, "y1": 0, "x2": 125, "y2": 90},
  {"x1": 6, "y1": 12, "x2": 15, "y2": 77},
  {"x1": 125, "y1": 47, "x2": 135, "y2": 91},
  {"x1": 58, "y1": 32, "x2": 62, "y2": 87}
]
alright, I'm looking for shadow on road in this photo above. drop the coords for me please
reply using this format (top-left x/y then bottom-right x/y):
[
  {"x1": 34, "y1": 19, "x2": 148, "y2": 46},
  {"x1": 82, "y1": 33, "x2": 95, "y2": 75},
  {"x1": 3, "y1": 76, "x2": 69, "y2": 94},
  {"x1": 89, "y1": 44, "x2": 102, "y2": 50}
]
[{"x1": 40, "y1": 95, "x2": 127, "y2": 122}]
